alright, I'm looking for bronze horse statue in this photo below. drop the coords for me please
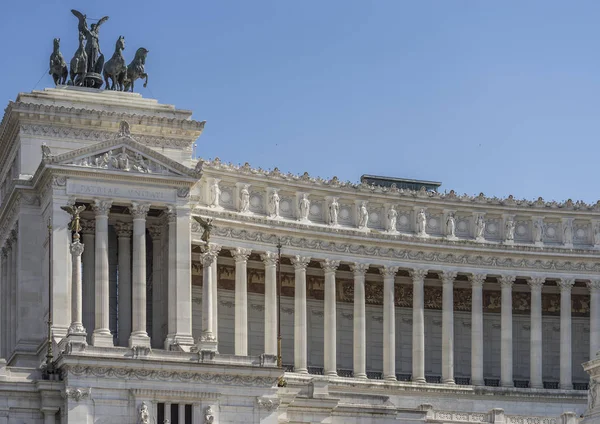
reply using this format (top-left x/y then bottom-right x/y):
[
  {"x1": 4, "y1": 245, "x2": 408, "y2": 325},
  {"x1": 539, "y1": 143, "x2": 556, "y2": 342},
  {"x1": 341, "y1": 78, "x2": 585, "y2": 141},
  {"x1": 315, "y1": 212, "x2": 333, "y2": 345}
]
[
  {"x1": 69, "y1": 32, "x2": 88, "y2": 86},
  {"x1": 124, "y1": 47, "x2": 149, "y2": 92},
  {"x1": 49, "y1": 38, "x2": 68, "y2": 85},
  {"x1": 103, "y1": 36, "x2": 127, "y2": 90}
]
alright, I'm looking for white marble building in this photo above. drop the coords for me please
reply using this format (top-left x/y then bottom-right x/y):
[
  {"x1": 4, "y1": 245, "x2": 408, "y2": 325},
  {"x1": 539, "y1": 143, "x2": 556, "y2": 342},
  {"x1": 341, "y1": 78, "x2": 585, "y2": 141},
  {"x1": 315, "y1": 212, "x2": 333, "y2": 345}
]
[{"x1": 0, "y1": 86, "x2": 598, "y2": 423}]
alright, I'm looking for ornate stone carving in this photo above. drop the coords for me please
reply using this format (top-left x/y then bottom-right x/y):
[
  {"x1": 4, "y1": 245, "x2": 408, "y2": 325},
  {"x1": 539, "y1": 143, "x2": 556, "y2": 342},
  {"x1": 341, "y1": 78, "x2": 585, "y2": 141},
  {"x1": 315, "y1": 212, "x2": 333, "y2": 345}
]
[
  {"x1": 410, "y1": 268, "x2": 428, "y2": 281},
  {"x1": 115, "y1": 222, "x2": 133, "y2": 238},
  {"x1": 557, "y1": 278, "x2": 575, "y2": 292},
  {"x1": 257, "y1": 397, "x2": 280, "y2": 412},
  {"x1": 239, "y1": 184, "x2": 250, "y2": 214},
  {"x1": 527, "y1": 277, "x2": 545, "y2": 290},
  {"x1": 204, "y1": 406, "x2": 215, "y2": 423},
  {"x1": 177, "y1": 187, "x2": 190, "y2": 198},
  {"x1": 424, "y1": 286, "x2": 442, "y2": 309},
  {"x1": 92, "y1": 199, "x2": 112, "y2": 216},
  {"x1": 209, "y1": 179, "x2": 221, "y2": 208},
  {"x1": 505, "y1": 218, "x2": 515, "y2": 243},
  {"x1": 563, "y1": 218, "x2": 574, "y2": 246},
  {"x1": 81, "y1": 219, "x2": 95, "y2": 235},
  {"x1": 298, "y1": 193, "x2": 310, "y2": 222},
  {"x1": 291, "y1": 255, "x2": 310, "y2": 270},
  {"x1": 446, "y1": 213, "x2": 456, "y2": 240},
  {"x1": 260, "y1": 251, "x2": 278, "y2": 267},
  {"x1": 70, "y1": 240, "x2": 85, "y2": 256},
  {"x1": 328, "y1": 197, "x2": 339, "y2": 226},
  {"x1": 65, "y1": 387, "x2": 91, "y2": 402},
  {"x1": 148, "y1": 225, "x2": 161, "y2": 239},
  {"x1": 441, "y1": 271, "x2": 457, "y2": 284},
  {"x1": 350, "y1": 263, "x2": 369, "y2": 276},
  {"x1": 386, "y1": 205, "x2": 398, "y2": 233},
  {"x1": 66, "y1": 146, "x2": 166, "y2": 174},
  {"x1": 475, "y1": 213, "x2": 486, "y2": 242},
  {"x1": 587, "y1": 280, "x2": 600, "y2": 291},
  {"x1": 379, "y1": 266, "x2": 398, "y2": 278},
  {"x1": 268, "y1": 189, "x2": 280, "y2": 219},
  {"x1": 320, "y1": 259, "x2": 340, "y2": 273},
  {"x1": 130, "y1": 202, "x2": 150, "y2": 220},
  {"x1": 358, "y1": 201, "x2": 369, "y2": 230},
  {"x1": 416, "y1": 208, "x2": 427, "y2": 237},
  {"x1": 138, "y1": 401, "x2": 150, "y2": 424},
  {"x1": 533, "y1": 217, "x2": 545, "y2": 244},
  {"x1": 231, "y1": 247, "x2": 251, "y2": 262},
  {"x1": 499, "y1": 275, "x2": 516, "y2": 288}
]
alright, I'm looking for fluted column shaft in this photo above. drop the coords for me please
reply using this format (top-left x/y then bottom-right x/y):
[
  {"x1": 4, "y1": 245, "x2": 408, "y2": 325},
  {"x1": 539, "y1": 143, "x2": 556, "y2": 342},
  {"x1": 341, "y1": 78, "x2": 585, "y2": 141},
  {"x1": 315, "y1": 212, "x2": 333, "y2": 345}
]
[
  {"x1": 322, "y1": 259, "x2": 340, "y2": 376},
  {"x1": 68, "y1": 240, "x2": 85, "y2": 338},
  {"x1": 149, "y1": 226, "x2": 163, "y2": 348},
  {"x1": 589, "y1": 280, "x2": 600, "y2": 359},
  {"x1": 559, "y1": 278, "x2": 574, "y2": 390},
  {"x1": 470, "y1": 274, "x2": 485, "y2": 386},
  {"x1": 411, "y1": 269, "x2": 428, "y2": 383},
  {"x1": 129, "y1": 202, "x2": 150, "y2": 347},
  {"x1": 291, "y1": 256, "x2": 310, "y2": 374},
  {"x1": 352, "y1": 264, "x2": 369, "y2": 379},
  {"x1": 3, "y1": 245, "x2": 11, "y2": 357},
  {"x1": 92, "y1": 199, "x2": 113, "y2": 347},
  {"x1": 500, "y1": 275, "x2": 515, "y2": 387},
  {"x1": 231, "y1": 248, "x2": 251, "y2": 356},
  {"x1": 381, "y1": 266, "x2": 398, "y2": 381},
  {"x1": 0, "y1": 249, "x2": 6, "y2": 358},
  {"x1": 442, "y1": 271, "x2": 457, "y2": 384},
  {"x1": 211, "y1": 259, "x2": 219, "y2": 343},
  {"x1": 200, "y1": 249, "x2": 217, "y2": 343},
  {"x1": 115, "y1": 222, "x2": 132, "y2": 347},
  {"x1": 261, "y1": 252, "x2": 278, "y2": 356},
  {"x1": 528, "y1": 277, "x2": 544, "y2": 389},
  {"x1": 81, "y1": 221, "x2": 95, "y2": 343}
]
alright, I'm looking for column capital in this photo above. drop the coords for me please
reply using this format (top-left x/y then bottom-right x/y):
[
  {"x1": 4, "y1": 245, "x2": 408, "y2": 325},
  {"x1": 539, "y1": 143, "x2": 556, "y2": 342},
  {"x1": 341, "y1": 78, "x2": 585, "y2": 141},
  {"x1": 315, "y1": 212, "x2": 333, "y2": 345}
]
[
  {"x1": 115, "y1": 221, "x2": 133, "y2": 238},
  {"x1": 291, "y1": 255, "x2": 311, "y2": 270},
  {"x1": 441, "y1": 270, "x2": 458, "y2": 284},
  {"x1": 557, "y1": 278, "x2": 575, "y2": 292},
  {"x1": 379, "y1": 266, "x2": 398, "y2": 278},
  {"x1": 92, "y1": 199, "x2": 112, "y2": 216},
  {"x1": 130, "y1": 202, "x2": 151, "y2": 220},
  {"x1": 201, "y1": 251, "x2": 218, "y2": 267},
  {"x1": 499, "y1": 275, "x2": 516, "y2": 288},
  {"x1": 148, "y1": 225, "x2": 162, "y2": 239},
  {"x1": 1, "y1": 247, "x2": 6, "y2": 258},
  {"x1": 469, "y1": 273, "x2": 486, "y2": 287},
  {"x1": 81, "y1": 219, "x2": 95, "y2": 235},
  {"x1": 527, "y1": 277, "x2": 545, "y2": 290},
  {"x1": 208, "y1": 243, "x2": 222, "y2": 256},
  {"x1": 261, "y1": 251, "x2": 279, "y2": 267},
  {"x1": 587, "y1": 280, "x2": 600, "y2": 291},
  {"x1": 9, "y1": 228, "x2": 17, "y2": 242},
  {"x1": 350, "y1": 263, "x2": 370, "y2": 276},
  {"x1": 231, "y1": 247, "x2": 251, "y2": 262},
  {"x1": 70, "y1": 240, "x2": 84, "y2": 256},
  {"x1": 321, "y1": 259, "x2": 340, "y2": 273},
  {"x1": 166, "y1": 205, "x2": 177, "y2": 223},
  {"x1": 409, "y1": 268, "x2": 428, "y2": 281}
]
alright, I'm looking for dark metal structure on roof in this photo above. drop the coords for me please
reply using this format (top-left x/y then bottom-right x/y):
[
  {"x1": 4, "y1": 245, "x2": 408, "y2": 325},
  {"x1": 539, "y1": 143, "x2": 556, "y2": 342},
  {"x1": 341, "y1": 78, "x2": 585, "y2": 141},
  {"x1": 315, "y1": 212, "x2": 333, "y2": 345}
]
[{"x1": 360, "y1": 174, "x2": 442, "y2": 192}]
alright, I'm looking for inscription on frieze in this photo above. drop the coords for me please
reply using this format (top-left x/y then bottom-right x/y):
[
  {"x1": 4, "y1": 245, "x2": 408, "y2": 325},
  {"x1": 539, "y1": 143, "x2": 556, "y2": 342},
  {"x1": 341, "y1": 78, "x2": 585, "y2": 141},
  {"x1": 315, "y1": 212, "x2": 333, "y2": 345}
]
[{"x1": 67, "y1": 179, "x2": 176, "y2": 203}]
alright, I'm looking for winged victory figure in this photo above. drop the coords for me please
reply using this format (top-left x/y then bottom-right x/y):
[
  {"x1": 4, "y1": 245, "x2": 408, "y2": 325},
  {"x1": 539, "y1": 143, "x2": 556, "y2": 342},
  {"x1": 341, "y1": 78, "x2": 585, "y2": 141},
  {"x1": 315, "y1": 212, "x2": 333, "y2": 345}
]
[
  {"x1": 71, "y1": 9, "x2": 109, "y2": 74},
  {"x1": 60, "y1": 205, "x2": 87, "y2": 239},
  {"x1": 193, "y1": 216, "x2": 214, "y2": 245}
]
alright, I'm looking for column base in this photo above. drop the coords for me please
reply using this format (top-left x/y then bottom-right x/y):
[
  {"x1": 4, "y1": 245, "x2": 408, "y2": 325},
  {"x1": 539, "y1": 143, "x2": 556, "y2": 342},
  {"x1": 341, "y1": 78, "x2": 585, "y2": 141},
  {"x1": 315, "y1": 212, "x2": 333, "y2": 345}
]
[
  {"x1": 353, "y1": 373, "x2": 367, "y2": 379},
  {"x1": 60, "y1": 332, "x2": 88, "y2": 353},
  {"x1": 530, "y1": 384, "x2": 543, "y2": 389},
  {"x1": 129, "y1": 332, "x2": 151, "y2": 348},
  {"x1": 196, "y1": 338, "x2": 218, "y2": 352},
  {"x1": 383, "y1": 375, "x2": 397, "y2": 381},
  {"x1": 442, "y1": 378, "x2": 455, "y2": 385},
  {"x1": 412, "y1": 377, "x2": 426, "y2": 383},
  {"x1": 501, "y1": 382, "x2": 514, "y2": 388},
  {"x1": 324, "y1": 371, "x2": 338, "y2": 377},
  {"x1": 294, "y1": 367, "x2": 308, "y2": 374},
  {"x1": 471, "y1": 379, "x2": 485, "y2": 386},
  {"x1": 164, "y1": 334, "x2": 195, "y2": 351},
  {"x1": 560, "y1": 383, "x2": 573, "y2": 390},
  {"x1": 91, "y1": 330, "x2": 114, "y2": 347}
]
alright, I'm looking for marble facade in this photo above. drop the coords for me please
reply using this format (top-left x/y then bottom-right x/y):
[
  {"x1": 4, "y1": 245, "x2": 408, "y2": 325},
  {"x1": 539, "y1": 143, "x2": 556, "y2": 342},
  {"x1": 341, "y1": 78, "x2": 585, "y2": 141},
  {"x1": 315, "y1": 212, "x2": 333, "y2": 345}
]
[{"x1": 0, "y1": 87, "x2": 597, "y2": 423}]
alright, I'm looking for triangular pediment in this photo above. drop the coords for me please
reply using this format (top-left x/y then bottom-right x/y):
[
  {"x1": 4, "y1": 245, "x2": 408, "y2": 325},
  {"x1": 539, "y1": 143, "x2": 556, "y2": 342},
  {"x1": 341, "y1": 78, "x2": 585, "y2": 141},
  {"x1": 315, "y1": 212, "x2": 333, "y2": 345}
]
[{"x1": 45, "y1": 134, "x2": 199, "y2": 179}]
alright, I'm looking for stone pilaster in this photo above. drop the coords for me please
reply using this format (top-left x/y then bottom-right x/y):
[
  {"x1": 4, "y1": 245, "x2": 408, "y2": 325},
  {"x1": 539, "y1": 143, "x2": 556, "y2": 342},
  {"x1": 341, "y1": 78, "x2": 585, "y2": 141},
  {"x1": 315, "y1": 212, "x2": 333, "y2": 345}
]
[
  {"x1": 231, "y1": 247, "x2": 251, "y2": 356},
  {"x1": 528, "y1": 277, "x2": 545, "y2": 389},
  {"x1": 129, "y1": 202, "x2": 151, "y2": 348},
  {"x1": 350, "y1": 263, "x2": 369, "y2": 379},
  {"x1": 558, "y1": 278, "x2": 575, "y2": 390},
  {"x1": 411, "y1": 268, "x2": 428, "y2": 383},
  {"x1": 470, "y1": 273, "x2": 486, "y2": 386},
  {"x1": 588, "y1": 280, "x2": 600, "y2": 359},
  {"x1": 261, "y1": 252, "x2": 278, "y2": 356},
  {"x1": 321, "y1": 259, "x2": 340, "y2": 376},
  {"x1": 380, "y1": 266, "x2": 398, "y2": 381},
  {"x1": 441, "y1": 270, "x2": 457, "y2": 384},
  {"x1": 291, "y1": 255, "x2": 310, "y2": 374},
  {"x1": 499, "y1": 275, "x2": 516, "y2": 387},
  {"x1": 115, "y1": 221, "x2": 132, "y2": 348},
  {"x1": 92, "y1": 199, "x2": 113, "y2": 347}
]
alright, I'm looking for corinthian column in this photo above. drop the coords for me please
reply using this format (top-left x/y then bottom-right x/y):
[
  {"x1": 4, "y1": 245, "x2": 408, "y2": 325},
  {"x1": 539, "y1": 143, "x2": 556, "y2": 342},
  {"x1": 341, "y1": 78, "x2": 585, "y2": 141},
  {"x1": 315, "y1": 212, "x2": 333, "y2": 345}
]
[
  {"x1": 198, "y1": 245, "x2": 219, "y2": 351},
  {"x1": 351, "y1": 263, "x2": 369, "y2": 379},
  {"x1": 411, "y1": 268, "x2": 428, "y2": 383},
  {"x1": 528, "y1": 277, "x2": 545, "y2": 389},
  {"x1": 81, "y1": 220, "x2": 95, "y2": 343},
  {"x1": 380, "y1": 266, "x2": 398, "y2": 381},
  {"x1": 558, "y1": 278, "x2": 575, "y2": 390},
  {"x1": 261, "y1": 252, "x2": 278, "y2": 356},
  {"x1": 441, "y1": 270, "x2": 457, "y2": 384},
  {"x1": 92, "y1": 199, "x2": 113, "y2": 347},
  {"x1": 470, "y1": 273, "x2": 485, "y2": 386},
  {"x1": 321, "y1": 259, "x2": 340, "y2": 376},
  {"x1": 149, "y1": 225, "x2": 163, "y2": 348},
  {"x1": 291, "y1": 256, "x2": 310, "y2": 374},
  {"x1": 115, "y1": 222, "x2": 132, "y2": 348},
  {"x1": 129, "y1": 202, "x2": 151, "y2": 348},
  {"x1": 66, "y1": 238, "x2": 86, "y2": 346},
  {"x1": 588, "y1": 280, "x2": 600, "y2": 359},
  {"x1": 231, "y1": 247, "x2": 251, "y2": 356},
  {"x1": 499, "y1": 275, "x2": 516, "y2": 387}
]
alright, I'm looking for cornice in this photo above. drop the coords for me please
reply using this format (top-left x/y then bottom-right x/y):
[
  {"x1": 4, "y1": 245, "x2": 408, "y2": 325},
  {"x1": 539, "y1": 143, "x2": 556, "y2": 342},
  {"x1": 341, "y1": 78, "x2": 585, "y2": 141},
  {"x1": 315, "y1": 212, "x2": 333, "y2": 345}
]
[
  {"x1": 199, "y1": 160, "x2": 600, "y2": 215},
  {"x1": 197, "y1": 212, "x2": 600, "y2": 276}
]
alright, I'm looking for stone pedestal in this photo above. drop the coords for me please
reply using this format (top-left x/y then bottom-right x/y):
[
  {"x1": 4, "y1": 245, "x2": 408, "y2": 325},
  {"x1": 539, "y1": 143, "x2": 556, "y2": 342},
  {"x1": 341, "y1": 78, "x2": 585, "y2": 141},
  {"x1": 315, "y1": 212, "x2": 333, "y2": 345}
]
[{"x1": 582, "y1": 354, "x2": 600, "y2": 423}]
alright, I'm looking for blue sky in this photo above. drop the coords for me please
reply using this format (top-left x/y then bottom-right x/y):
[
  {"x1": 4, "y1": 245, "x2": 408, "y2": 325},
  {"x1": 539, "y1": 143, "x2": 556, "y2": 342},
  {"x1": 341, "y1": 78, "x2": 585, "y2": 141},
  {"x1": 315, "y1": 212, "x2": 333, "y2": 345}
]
[{"x1": 1, "y1": 1, "x2": 600, "y2": 202}]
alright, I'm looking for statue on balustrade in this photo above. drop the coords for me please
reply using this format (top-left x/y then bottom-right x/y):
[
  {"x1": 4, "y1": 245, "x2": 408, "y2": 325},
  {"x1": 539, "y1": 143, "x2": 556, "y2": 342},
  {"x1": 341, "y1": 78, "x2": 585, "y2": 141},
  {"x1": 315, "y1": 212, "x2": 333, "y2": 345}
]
[
  {"x1": 533, "y1": 218, "x2": 545, "y2": 243},
  {"x1": 505, "y1": 218, "x2": 515, "y2": 242},
  {"x1": 329, "y1": 197, "x2": 339, "y2": 226},
  {"x1": 563, "y1": 220, "x2": 573, "y2": 245},
  {"x1": 209, "y1": 179, "x2": 221, "y2": 208},
  {"x1": 358, "y1": 201, "x2": 369, "y2": 230},
  {"x1": 240, "y1": 184, "x2": 250, "y2": 213},
  {"x1": 387, "y1": 206, "x2": 397, "y2": 233},
  {"x1": 137, "y1": 402, "x2": 150, "y2": 424},
  {"x1": 446, "y1": 213, "x2": 456, "y2": 239},
  {"x1": 268, "y1": 189, "x2": 280, "y2": 218},
  {"x1": 416, "y1": 208, "x2": 427, "y2": 237},
  {"x1": 299, "y1": 194, "x2": 310, "y2": 221},
  {"x1": 475, "y1": 214, "x2": 486, "y2": 240}
]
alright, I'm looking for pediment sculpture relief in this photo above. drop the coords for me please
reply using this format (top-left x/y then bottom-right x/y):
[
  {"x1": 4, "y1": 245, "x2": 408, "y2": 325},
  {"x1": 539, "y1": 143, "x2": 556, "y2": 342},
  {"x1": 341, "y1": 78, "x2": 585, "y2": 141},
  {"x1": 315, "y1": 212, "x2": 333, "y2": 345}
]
[{"x1": 65, "y1": 146, "x2": 172, "y2": 175}]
